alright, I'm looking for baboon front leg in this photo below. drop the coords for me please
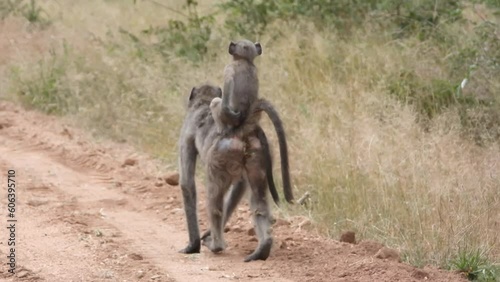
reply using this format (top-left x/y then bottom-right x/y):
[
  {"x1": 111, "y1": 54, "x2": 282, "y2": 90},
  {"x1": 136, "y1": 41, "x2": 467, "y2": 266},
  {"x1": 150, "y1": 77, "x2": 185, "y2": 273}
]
[
  {"x1": 244, "y1": 137, "x2": 273, "y2": 262},
  {"x1": 202, "y1": 171, "x2": 232, "y2": 253},
  {"x1": 201, "y1": 179, "x2": 247, "y2": 240},
  {"x1": 179, "y1": 139, "x2": 200, "y2": 254}
]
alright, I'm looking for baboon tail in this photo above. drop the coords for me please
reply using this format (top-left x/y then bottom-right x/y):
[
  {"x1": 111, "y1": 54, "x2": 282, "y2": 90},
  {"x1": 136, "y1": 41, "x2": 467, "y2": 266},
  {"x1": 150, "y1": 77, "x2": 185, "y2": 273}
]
[
  {"x1": 258, "y1": 99, "x2": 294, "y2": 203},
  {"x1": 255, "y1": 126, "x2": 280, "y2": 205}
]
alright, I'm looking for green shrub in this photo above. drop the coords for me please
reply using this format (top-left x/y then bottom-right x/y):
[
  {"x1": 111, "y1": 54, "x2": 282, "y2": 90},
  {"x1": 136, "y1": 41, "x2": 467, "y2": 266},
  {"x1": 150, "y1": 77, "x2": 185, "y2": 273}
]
[
  {"x1": 139, "y1": 0, "x2": 214, "y2": 62},
  {"x1": 12, "y1": 49, "x2": 70, "y2": 115},
  {"x1": 450, "y1": 248, "x2": 499, "y2": 281}
]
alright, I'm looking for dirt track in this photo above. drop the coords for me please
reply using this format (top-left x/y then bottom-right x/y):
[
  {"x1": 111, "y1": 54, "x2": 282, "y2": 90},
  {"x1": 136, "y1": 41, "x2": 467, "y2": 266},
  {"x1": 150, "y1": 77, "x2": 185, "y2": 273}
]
[{"x1": 0, "y1": 101, "x2": 465, "y2": 281}]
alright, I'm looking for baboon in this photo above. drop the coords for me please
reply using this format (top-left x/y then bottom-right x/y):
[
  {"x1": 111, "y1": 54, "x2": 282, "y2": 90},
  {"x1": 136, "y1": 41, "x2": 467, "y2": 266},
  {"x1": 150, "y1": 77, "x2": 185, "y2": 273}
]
[
  {"x1": 217, "y1": 39, "x2": 262, "y2": 131},
  {"x1": 178, "y1": 84, "x2": 292, "y2": 262}
]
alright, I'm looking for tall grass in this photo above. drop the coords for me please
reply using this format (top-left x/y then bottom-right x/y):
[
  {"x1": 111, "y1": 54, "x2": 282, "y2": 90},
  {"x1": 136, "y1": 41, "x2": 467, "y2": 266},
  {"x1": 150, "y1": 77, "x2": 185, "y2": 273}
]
[{"x1": 2, "y1": 0, "x2": 499, "y2": 271}]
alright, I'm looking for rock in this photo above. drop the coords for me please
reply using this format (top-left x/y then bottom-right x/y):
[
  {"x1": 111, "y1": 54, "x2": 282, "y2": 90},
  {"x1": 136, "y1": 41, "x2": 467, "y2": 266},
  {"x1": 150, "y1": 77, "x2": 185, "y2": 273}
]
[
  {"x1": 154, "y1": 181, "x2": 164, "y2": 187},
  {"x1": 121, "y1": 158, "x2": 137, "y2": 167},
  {"x1": 136, "y1": 270, "x2": 145, "y2": 279},
  {"x1": 17, "y1": 270, "x2": 29, "y2": 278},
  {"x1": 129, "y1": 253, "x2": 143, "y2": 260},
  {"x1": 274, "y1": 218, "x2": 291, "y2": 227},
  {"x1": 412, "y1": 269, "x2": 429, "y2": 279},
  {"x1": 278, "y1": 240, "x2": 287, "y2": 249},
  {"x1": 165, "y1": 172, "x2": 179, "y2": 186},
  {"x1": 247, "y1": 228, "x2": 256, "y2": 236},
  {"x1": 374, "y1": 247, "x2": 401, "y2": 262},
  {"x1": 340, "y1": 231, "x2": 356, "y2": 244}
]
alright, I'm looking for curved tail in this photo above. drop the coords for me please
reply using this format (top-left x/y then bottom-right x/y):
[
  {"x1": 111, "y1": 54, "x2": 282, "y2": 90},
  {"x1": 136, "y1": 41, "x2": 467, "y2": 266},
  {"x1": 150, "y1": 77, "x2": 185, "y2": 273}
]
[
  {"x1": 255, "y1": 126, "x2": 280, "y2": 205},
  {"x1": 257, "y1": 99, "x2": 294, "y2": 203}
]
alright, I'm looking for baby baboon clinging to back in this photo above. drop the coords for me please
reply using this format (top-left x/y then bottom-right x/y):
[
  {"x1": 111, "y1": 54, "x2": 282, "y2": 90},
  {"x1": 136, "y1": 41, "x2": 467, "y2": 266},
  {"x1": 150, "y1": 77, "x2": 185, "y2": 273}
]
[{"x1": 216, "y1": 39, "x2": 262, "y2": 133}]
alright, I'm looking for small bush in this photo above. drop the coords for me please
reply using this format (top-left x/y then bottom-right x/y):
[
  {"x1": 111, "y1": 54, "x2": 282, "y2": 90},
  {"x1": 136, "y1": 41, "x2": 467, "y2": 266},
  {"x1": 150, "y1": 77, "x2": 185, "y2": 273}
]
[
  {"x1": 387, "y1": 71, "x2": 475, "y2": 120},
  {"x1": 450, "y1": 248, "x2": 499, "y2": 281},
  {"x1": 12, "y1": 49, "x2": 70, "y2": 115},
  {"x1": 139, "y1": 0, "x2": 214, "y2": 62}
]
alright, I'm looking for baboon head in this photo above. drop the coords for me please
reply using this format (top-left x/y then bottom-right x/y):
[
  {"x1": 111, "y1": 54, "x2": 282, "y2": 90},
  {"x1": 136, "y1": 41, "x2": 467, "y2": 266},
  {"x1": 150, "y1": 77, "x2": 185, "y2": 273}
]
[
  {"x1": 188, "y1": 84, "x2": 222, "y2": 108},
  {"x1": 228, "y1": 40, "x2": 262, "y2": 62}
]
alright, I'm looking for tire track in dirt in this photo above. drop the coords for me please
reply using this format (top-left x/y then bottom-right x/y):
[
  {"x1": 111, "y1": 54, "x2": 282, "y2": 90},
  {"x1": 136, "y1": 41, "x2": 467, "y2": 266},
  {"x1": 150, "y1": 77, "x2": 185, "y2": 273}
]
[{"x1": 0, "y1": 101, "x2": 466, "y2": 281}]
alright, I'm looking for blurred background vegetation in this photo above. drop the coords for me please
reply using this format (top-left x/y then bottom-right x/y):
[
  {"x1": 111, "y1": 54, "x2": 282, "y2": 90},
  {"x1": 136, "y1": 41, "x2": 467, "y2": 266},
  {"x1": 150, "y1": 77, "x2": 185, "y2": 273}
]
[{"x1": 0, "y1": 0, "x2": 499, "y2": 279}]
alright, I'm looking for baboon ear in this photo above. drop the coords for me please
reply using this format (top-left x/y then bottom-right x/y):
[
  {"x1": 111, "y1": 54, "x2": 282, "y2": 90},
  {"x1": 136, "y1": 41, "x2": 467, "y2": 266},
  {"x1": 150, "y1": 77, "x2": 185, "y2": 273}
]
[
  {"x1": 189, "y1": 87, "x2": 196, "y2": 101},
  {"x1": 255, "y1": 42, "x2": 262, "y2": 55},
  {"x1": 228, "y1": 41, "x2": 236, "y2": 55}
]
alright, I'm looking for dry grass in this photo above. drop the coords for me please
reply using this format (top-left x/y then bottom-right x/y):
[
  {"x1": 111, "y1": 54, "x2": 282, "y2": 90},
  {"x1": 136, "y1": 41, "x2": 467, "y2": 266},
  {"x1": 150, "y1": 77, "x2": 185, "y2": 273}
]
[{"x1": 1, "y1": 0, "x2": 499, "y2": 269}]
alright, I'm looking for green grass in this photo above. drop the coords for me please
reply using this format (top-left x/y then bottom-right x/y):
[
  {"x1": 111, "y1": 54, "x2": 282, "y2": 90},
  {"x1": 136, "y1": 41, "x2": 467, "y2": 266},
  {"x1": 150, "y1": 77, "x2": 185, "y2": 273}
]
[{"x1": 451, "y1": 248, "x2": 500, "y2": 281}]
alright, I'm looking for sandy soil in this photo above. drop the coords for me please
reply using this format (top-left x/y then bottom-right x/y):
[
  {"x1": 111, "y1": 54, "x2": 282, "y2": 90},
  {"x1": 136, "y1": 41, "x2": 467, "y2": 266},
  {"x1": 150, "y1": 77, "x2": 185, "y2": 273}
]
[{"x1": 0, "y1": 101, "x2": 468, "y2": 282}]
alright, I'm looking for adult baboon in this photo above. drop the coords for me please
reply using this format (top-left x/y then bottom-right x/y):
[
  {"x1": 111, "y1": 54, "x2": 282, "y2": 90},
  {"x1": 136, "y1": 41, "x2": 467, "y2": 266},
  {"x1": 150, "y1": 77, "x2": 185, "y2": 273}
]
[{"x1": 178, "y1": 84, "x2": 292, "y2": 262}]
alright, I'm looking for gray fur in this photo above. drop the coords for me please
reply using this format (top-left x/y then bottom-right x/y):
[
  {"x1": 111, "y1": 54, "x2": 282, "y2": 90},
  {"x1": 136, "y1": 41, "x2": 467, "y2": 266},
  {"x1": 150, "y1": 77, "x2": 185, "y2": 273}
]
[
  {"x1": 218, "y1": 39, "x2": 263, "y2": 130},
  {"x1": 178, "y1": 84, "x2": 274, "y2": 261}
]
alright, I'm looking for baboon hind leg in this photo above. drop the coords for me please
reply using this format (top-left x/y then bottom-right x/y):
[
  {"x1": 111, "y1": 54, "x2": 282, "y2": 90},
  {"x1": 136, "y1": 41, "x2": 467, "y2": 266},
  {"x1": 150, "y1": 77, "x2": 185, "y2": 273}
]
[
  {"x1": 179, "y1": 139, "x2": 201, "y2": 254},
  {"x1": 202, "y1": 169, "x2": 233, "y2": 253},
  {"x1": 201, "y1": 179, "x2": 247, "y2": 241},
  {"x1": 244, "y1": 137, "x2": 273, "y2": 262}
]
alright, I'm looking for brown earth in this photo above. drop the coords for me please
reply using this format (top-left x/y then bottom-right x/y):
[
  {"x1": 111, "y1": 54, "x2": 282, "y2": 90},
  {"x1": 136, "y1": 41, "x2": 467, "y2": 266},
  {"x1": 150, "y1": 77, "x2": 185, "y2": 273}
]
[{"x1": 0, "y1": 102, "x2": 468, "y2": 282}]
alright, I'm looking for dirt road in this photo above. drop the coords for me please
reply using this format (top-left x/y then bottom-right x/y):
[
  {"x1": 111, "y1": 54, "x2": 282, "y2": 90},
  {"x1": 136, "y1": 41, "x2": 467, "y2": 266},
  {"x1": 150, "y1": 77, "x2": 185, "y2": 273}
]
[{"x1": 0, "y1": 101, "x2": 464, "y2": 281}]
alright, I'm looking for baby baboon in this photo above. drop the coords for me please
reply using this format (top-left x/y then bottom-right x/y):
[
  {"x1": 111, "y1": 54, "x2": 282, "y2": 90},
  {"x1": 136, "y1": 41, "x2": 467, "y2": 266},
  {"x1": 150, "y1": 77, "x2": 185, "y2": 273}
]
[
  {"x1": 217, "y1": 39, "x2": 262, "y2": 131},
  {"x1": 178, "y1": 84, "x2": 292, "y2": 262}
]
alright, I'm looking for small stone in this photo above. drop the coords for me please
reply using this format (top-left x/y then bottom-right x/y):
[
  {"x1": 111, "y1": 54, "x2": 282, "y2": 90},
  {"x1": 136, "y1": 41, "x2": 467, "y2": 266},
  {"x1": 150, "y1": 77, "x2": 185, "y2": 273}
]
[
  {"x1": 154, "y1": 181, "x2": 164, "y2": 187},
  {"x1": 129, "y1": 253, "x2": 143, "y2": 260},
  {"x1": 17, "y1": 270, "x2": 29, "y2": 278},
  {"x1": 247, "y1": 228, "x2": 256, "y2": 236},
  {"x1": 136, "y1": 270, "x2": 145, "y2": 278},
  {"x1": 374, "y1": 247, "x2": 401, "y2": 262},
  {"x1": 340, "y1": 231, "x2": 356, "y2": 244},
  {"x1": 121, "y1": 158, "x2": 137, "y2": 167},
  {"x1": 274, "y1": 218, "x2": 290, "y2": 227},
  {"x1": 278, "y1": 240, "x2": 287, "y2": 249},
  {"x1": 412, "y1": 269, "x2": 429, "y2": 279},
  {"x1": 224, "y1": 226, "x2": 231, "y2": 233},
  {"x1": 165, "y1": 173, "x2": 179, "y2": 186},
  {"x1": 151, "y1": 274, "x2": 161, "y2": 279}
]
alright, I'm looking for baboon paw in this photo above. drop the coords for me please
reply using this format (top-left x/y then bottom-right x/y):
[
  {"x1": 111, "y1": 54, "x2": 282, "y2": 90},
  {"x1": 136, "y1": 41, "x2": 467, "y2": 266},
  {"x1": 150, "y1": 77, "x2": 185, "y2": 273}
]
[
  {"x1": 244, "y1": 238, "x2": 272, "y2": 262},
  {"x1": 179, "y1": 242, "x2": 201, "y2": 254},
  {"x1": 202, "y1": 235, "x2": 226, "y2": 253}
]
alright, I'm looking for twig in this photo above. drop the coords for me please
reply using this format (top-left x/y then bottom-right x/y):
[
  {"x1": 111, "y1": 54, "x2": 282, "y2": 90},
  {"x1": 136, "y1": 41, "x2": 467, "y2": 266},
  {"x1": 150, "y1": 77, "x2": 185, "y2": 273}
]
[{"x1": 297, "y1": 191, "x2": 310, "y2": 205}]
